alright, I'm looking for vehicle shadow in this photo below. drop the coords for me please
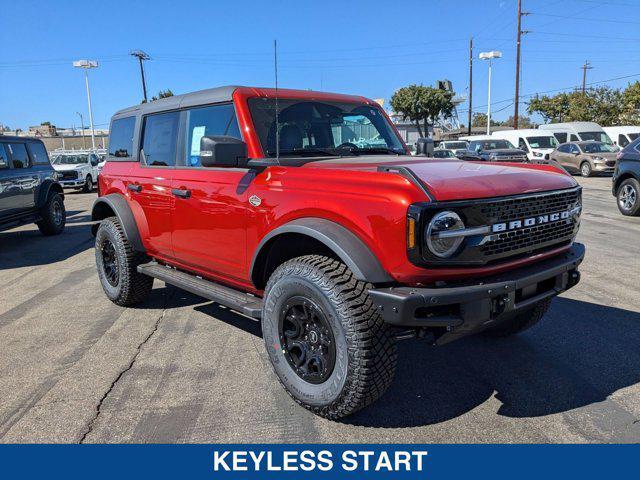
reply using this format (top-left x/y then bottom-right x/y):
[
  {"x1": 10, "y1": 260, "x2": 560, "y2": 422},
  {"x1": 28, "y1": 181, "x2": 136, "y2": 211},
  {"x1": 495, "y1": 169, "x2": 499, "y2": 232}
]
[
  {"x1": 346, "y1": 297, "x2": 640, "y2": 428},
  {"x1": 0, "y1": 223, "x2": 94, "y2": 269}
]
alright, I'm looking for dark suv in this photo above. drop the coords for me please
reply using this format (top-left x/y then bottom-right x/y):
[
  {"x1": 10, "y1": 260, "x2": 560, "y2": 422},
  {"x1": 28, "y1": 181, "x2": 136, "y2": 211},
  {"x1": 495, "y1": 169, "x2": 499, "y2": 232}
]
[
  {"x1": 0, "y1": 136, "x2": 66, "y2": 235},
  {"x1": 612, "y1": 137, "x2": 640, "y2": 216}
]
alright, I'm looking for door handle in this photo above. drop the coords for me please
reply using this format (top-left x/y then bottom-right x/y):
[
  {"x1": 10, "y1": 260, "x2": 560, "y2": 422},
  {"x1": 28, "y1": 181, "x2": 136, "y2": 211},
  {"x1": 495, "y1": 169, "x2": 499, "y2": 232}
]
[
  {"x1": 172, "y1": 188, "x2": 191, "y2": 199},
  {"x1": 127, "y1": 184, "x2": 142, "y2": 193}
]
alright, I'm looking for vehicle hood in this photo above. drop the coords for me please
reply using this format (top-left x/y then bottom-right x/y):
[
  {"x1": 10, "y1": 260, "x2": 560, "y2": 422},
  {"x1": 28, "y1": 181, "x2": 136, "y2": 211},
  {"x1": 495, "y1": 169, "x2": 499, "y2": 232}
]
[
  {"x1": 52, "y1": 164, "x2": 86, "y2": 171},
  {"x1": 307, "y1": 155, "x2": 577, "y2": 201}
]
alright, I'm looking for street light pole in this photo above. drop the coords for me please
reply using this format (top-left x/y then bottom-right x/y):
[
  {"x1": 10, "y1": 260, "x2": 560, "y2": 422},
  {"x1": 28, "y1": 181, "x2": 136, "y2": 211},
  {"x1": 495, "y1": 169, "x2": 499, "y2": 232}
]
[
  {"x1": 73, "y1": 60, "x2": 98, "y2": 150},
  {"x1": 479, "y1": 51, "x2": 502, "y2": 135},
  {"x1": 76, "y1": 112, "x2": 86, "y2": 149}
]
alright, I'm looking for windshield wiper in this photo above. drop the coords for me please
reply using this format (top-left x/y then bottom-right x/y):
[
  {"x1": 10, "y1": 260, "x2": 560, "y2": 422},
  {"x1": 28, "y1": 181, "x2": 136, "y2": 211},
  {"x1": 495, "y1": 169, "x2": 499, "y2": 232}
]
[
  {"x1": 266, "y1": 147, "x2": 342, "y2": 157},
  {"x1": 343, "y1": 146, "x2": 403, "y2": 155}
]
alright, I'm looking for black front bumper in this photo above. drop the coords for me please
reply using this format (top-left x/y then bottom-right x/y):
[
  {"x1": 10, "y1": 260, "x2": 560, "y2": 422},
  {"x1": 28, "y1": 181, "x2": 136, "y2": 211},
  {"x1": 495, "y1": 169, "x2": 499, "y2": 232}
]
[{"x1": 369, "y1": 243, "x2": 585, "y2": 344}]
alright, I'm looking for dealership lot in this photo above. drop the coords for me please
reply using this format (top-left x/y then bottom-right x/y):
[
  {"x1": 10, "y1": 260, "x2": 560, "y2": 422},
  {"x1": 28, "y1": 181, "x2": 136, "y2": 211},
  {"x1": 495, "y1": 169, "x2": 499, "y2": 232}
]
[{"x1": 0, "y1": 177, "x2": 639, "y2": 443}]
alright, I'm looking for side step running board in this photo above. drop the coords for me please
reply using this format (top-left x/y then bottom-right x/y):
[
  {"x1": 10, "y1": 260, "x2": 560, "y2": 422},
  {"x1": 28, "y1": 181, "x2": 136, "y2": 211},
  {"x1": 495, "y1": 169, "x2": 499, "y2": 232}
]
[{"x1": 137, "y1": 262, "x2": 263, "y2": 318}]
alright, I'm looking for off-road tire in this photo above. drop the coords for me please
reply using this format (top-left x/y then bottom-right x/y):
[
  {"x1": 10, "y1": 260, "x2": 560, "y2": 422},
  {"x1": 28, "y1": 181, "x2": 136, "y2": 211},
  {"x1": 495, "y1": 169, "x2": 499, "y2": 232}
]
[
  {"x1": 580, "y1": 161, "x2": 593, "y2": 177},
  {"x1": 95, "y1": 216, "x2": 153, "y2": 306},
  {"x1": 82, "y1": 175, "x2": 94, "y2": 193},
  {"x1": 617, "y1": 178, "x2": 640, "y2": 216},
  {"x1": 262, "y1": 255, "x2": 397, "y2": 419},
  {"x1": 36, "y1": 192, "x2": 66, "y2": 236},
  {"x1": 482, "y1": 299, "x2": 551, "y2": 337}
]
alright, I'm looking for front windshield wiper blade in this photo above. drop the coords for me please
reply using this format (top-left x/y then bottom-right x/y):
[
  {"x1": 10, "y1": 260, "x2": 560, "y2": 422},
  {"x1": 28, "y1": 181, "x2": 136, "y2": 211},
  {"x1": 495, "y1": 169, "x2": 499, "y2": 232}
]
[
  {"x1": 266, "y1": 147, "x2": 342, "y2": 157},
  {"x1": 345, "y1": 146, "x2": 403, "y2": 155}
]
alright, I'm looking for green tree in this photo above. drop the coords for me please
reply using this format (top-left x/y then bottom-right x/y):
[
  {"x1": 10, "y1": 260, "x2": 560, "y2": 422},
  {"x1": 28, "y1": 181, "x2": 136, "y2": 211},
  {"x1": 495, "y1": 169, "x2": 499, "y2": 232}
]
[
  {"x1": 471, "y1": 113, "x2": 501, "y2": 127},
  {"x1": 390, "y1": 84, "x2": 454, "y2": 138},
  {"x1": 527, "y1": 92, "x2": 571, "y2": 123},
  {"x1": 501, "y1": 115, "x2": 536, "y2": 128},
  {"x1": 41, "y1": 121, "x2": 51, "y2": 126},
  {"x1": 621, "y1": 81, "x2": 640, "y2": 123},
  {"x1": 151, "y1": 89, "x2": 174, "y2": 101}
]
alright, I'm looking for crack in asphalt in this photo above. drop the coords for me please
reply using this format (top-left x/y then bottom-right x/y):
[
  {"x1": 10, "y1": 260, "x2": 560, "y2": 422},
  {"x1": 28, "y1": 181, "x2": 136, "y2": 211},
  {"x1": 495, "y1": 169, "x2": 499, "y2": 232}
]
[{"x1": 78, "y1": 292, "x2": 170, "y2": 444}]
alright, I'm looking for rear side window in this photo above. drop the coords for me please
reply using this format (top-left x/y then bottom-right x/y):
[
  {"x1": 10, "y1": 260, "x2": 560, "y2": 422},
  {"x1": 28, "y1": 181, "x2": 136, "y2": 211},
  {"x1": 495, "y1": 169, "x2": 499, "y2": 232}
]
[
  {"x1": 554, "y1": 132, "x2": 567, "y2": 143},
  {"x1": 109, "y1": 116, "x2": 136, "y2": 158},
  {"x1": 518, "y1": 138, "x2": 529, "y2": 152},
  {"x1": 557, "y1": 144, "x2": 569, "y2": 153},
  {"x1": 570, "y1": 134, "x2": 579, "y2": 142},
  {"x1": 8, "y1": 143, "x2": 30, "y2": 168},
  {"x1": 141, "y1": 111, "x2": 179, "y2": 167},
  {"x1": 184, "y1": 103, "x2": 242, "y2": 167},
  {"x1": 27, "y1": 141, "x2": 50, "y2": 165},
  {"x1": 619, "y1": 134, "x2": 630, "y2": 148},
  {"x1": 0, "y1": 144, "x2": 8, "y2": 169}
]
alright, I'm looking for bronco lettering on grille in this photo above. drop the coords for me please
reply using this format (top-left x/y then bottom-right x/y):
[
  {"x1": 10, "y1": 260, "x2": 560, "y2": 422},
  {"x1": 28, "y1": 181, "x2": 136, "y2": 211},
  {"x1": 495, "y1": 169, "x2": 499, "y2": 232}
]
[{"x1": 491, "y1": 210, "x2": 571, "y2": 233}]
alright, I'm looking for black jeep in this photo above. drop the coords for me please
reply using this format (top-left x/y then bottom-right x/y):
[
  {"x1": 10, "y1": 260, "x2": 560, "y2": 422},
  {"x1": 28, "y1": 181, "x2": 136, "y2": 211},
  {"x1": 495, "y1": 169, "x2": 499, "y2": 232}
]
[{"x1": 0, "y1": 136, "x2": 66, "y2": 235}]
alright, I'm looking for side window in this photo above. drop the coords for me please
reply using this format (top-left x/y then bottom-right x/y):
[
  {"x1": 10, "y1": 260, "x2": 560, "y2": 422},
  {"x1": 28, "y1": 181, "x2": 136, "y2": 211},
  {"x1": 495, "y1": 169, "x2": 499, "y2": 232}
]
[
  {"x1": 619, "y1": 134, "x2": 630, "y2": 148},
  {"x1": 184, "y1": 103, "x2": 242, "y2": 167},
  {"x1": 27, "y1": 142, "x2": 50, "y2": 165},
  {"x1": 518, "y1": 138, "x2": 529, "y2": 152},
  {"x1": 8, "y1": 143, "x2": 30, "y2": 168},
  {"x1": 554, "y1": 132, "x2": 567, "y2": 143},
  {"x1": 109, "y1": 116, "x2": 136, "y2": 158},
  {"x1": 570, "y1": 134, "x2": 579, "y2": 142},
  {"x1": 570, "y1": 144, "x2": 580, "y2": 154},
  {"x1": 89, "y1": 154, "x2": 99, "y2": 166},
  {"x1": 0, "y1": 144, "x2": 8, "y2": 169},
  {"x1": 557, "y1": 144, "x2": 568, "y2": 153},
  {"x1": 141, "y1": 111, "x2": 179, "y2": 167}
]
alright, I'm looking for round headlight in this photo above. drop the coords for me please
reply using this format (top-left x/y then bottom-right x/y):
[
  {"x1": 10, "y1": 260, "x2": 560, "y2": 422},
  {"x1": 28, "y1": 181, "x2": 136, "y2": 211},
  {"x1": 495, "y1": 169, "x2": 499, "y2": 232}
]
[{"x1": 426, "y1": 211, "x2": 465, "y2": 258}]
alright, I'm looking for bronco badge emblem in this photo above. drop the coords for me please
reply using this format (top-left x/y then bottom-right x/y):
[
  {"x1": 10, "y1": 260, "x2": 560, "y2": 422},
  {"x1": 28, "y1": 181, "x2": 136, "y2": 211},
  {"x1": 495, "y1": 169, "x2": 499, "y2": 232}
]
[{"x1": 249, "y1": 195, "x2": 262, "y2": 207}]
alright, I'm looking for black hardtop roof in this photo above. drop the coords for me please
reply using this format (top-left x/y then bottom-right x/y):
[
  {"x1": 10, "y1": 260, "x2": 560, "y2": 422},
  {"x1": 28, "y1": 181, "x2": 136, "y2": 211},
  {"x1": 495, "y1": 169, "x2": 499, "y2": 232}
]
[
  {"x1": 0, "y1": 135, "x2": 45, "y2": 143},
  {"x1": 112, "y1": 85, "x2": 241, "y2": 119}
]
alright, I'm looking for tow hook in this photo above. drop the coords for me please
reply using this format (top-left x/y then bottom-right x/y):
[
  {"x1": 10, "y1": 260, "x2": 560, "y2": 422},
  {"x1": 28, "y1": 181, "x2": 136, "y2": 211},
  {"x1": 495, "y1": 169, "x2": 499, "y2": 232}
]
[{"x1": 493, "y1": 295, "x2": 510, "y2": 316}]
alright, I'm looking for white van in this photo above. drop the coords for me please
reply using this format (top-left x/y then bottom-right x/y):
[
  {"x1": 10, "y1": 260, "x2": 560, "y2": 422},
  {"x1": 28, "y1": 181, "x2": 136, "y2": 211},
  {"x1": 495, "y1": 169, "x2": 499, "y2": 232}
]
[
  {"x1": 538, "y1": 121, "x2": 613, "y2": 145},
  {"x1": 603, "y1": 126, "x2": 640, "y2": 149},
  {"x1": 491, "y1": 129, "x2": 559, "y2": 161}
]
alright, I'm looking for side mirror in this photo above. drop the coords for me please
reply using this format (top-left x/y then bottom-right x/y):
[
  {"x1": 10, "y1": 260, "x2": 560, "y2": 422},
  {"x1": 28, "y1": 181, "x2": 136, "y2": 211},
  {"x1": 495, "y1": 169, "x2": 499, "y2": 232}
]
[{"x1": 200, "y1": 136, "x2": 247, "y2": 167}]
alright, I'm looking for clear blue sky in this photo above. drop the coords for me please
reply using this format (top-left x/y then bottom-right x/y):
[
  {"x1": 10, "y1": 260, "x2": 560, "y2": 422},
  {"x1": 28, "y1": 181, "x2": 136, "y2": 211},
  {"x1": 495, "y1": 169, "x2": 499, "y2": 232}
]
[{"x1": 1, "y1": 0, "x2": 639, "y2": 130}]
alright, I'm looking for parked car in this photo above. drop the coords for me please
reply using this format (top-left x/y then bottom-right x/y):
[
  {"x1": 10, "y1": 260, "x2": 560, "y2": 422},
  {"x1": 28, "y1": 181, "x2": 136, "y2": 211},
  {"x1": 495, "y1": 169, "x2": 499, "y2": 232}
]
[
  {"x1": 603, "y1": 126, "x2": 640, "y2": 149},
  {"x1": 434, "y1": 140, "x2": 468, "y2": 155},
  {"x1": 466, "y1": 137, "x2": 528, "y2": 162},
  {"x1": 539, "y1": 121, "x2": 614, "y2": 146},
  {"x1": 0, "y1": 136, "x2": 66, "y2": 235},
  {"x1": 92, "y1": 86, "x2": 584, "y2": 419},
  {"x1": 432, "y1": 149, "x2": 457, "y2": 159},
  {"x1": 50, "y1": 151, "x2": 101, "y2": 192},
  {"x1": 612, "y1": 137, "x2": 640, "y2": 216},
  {"x1": 550, "y1": 141, "x2": 617, "y2": 177},
  {"x1": 491, "y1": 129, "x2": 559, "y2": 161}
]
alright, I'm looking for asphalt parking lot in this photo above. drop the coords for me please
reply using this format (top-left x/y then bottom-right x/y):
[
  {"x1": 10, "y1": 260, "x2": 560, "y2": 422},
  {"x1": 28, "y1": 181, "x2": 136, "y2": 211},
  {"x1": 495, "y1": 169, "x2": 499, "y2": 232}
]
[{"x1": 1, "y1": 177, "x2": 639, "y2": 444}]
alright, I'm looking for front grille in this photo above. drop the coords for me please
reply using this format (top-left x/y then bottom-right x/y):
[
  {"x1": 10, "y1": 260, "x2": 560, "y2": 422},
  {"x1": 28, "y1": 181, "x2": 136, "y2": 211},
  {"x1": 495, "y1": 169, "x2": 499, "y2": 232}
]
[
  {"x1": 606, "y1": 160, "x2": 616, "y2": 167},
  {"x1": 58, "y1": 170, "x2": 78, "y2": 180},
  {"x1": 493, "y1": 154, "x2": 527, "y2": 162},
  {"x1": 480, "y1": 220, "x2": 575, "y2": 256},
  {"x1": 479, "y1": 189, "x2": 580, "y2": 224}
]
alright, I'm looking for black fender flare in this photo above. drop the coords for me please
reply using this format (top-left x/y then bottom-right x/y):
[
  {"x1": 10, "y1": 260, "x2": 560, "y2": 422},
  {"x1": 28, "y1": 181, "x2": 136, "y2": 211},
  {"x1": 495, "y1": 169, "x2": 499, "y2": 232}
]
[
  {"x1": 250, "y1": 217, "x2": 392, "y2": 285},
  {"x1": 37, "y1": 180, "x2": 64, "y2": 209},
  {"x1": 91, "y1": 194, "x2": 145, "y2": 252}
]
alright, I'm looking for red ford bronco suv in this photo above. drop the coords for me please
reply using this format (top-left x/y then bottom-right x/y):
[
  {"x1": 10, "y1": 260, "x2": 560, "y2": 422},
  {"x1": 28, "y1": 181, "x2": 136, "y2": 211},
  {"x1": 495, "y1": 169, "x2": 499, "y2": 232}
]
[{"x1": 92, "y1": 86, "x2": 584, "y2": 419}]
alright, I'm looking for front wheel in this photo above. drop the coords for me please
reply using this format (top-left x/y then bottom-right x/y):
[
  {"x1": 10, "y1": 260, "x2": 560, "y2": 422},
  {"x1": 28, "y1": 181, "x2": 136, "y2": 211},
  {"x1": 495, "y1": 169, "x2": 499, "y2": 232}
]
[
  {"x1": 82, "y1": 175, "x2": 94, "y2": 193},
  {"x1": 580, "y1": 161, "x2": 593, "y2": 177},
  {"x1": 262, "y1": 255, "x2": 397, "y2": 419},
  {"x1": 617, "y1": 178, "x2": 640, "y2": 216}
]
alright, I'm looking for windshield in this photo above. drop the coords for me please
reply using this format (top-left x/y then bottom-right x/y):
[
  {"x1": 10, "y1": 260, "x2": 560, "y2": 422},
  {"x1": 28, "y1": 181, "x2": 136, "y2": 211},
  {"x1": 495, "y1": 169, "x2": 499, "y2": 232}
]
[
  {"x1": 247, "y1": 98, "x2": 406, "y2": 157},
  {"x1": 433, "y1": 149, "x2": 456, "y2": 158},
  {"x1": 581, "y1": 142, "x2": 616, "y2": 153},
  {"x1": 469, "y1": 139, "x2": 515, "y2": 151},
  {"x1": 580, "y1": 131, "x2": 612, "y2": 144},
  {"x1": 52, "y1": 154, "x2": 88, "y2": 165},
  {"x1": 444, "y1": 141, "x2": 468, "y2": 150},
  {"x1": 527, "y1": 136, "x2": 558, "y2": 149},
  {"x1": 629, "y1": 133, "x2": 640, "y2": 141}
]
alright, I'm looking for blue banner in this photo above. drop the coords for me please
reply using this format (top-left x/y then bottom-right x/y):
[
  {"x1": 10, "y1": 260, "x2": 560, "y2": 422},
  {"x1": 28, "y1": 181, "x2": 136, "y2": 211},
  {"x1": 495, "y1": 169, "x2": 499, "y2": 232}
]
[{"x1": 0, "y1": 444, "x2": 636, "y2": 479}]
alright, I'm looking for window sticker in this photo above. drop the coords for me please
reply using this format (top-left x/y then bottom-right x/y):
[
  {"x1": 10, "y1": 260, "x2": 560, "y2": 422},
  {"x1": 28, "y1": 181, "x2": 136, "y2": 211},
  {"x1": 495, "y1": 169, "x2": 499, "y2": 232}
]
[{"x1": 190, "y1": 126, "x2": 206, "y2": 156}]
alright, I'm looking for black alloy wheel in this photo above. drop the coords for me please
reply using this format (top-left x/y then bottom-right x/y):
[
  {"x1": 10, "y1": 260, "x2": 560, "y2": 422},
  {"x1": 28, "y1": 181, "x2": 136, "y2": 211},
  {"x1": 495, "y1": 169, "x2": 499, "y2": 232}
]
[
  {"x1": 279, "y1": 296, "x2": 336, "y2": 384},
  {"x1": 101, "y1": 239, "x2": 119, "y2": 287}
]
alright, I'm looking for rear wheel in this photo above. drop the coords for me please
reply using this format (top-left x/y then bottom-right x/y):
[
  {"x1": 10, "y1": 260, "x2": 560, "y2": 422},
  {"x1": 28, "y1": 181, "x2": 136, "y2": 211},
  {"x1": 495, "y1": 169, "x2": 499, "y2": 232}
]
[
  {"x1": 617, "y1": 178, "x2": 640, "y2": 216},
  {"x1": 95, "y1": 216, "x2": 153, "y2": 306},
  {"x1": 483, "y1": 299, "x2": 551, "y2": 337},
  {"x1": 36, "y1": 192, "x2": 66, "y2": 236},
  {"x1": 580, "y1": 161, "x2": 593, "y2": 177},
  {"x1": 262, "y1": 255, "x2": 397, "y2": 419}
]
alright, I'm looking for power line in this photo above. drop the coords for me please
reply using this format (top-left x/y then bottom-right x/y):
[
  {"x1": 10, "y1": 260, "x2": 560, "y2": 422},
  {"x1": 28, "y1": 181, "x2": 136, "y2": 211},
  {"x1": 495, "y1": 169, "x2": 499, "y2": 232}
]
[{"x1": 532, "y1": 12, "x2": 640, "y2": 25}]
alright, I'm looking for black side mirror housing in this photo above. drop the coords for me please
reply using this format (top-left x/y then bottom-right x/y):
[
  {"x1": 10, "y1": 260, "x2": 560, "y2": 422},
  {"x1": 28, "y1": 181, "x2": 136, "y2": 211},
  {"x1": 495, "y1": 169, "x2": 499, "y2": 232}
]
[{"x1": 200, "y1": 136, "x2": 247, "y2": 167}]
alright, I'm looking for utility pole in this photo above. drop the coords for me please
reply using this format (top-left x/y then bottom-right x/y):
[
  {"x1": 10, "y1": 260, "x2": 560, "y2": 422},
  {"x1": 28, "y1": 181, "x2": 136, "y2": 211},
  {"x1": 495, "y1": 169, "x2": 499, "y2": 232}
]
[
  {"x1": 468, "y1": 36, "x2": 473, "y2": 135},
  {"x1": 514, "y1": 0, "x2": 530, "y2": 130},
  {"x1": 130, "y1": 50, "x2": 151, "y2": 102},
  {"x1": 76, "y1": 112, "x2": 86, "y2": 149},
  {"x1": 581, "y1": 60, "x2": 593, "y2": 93}
]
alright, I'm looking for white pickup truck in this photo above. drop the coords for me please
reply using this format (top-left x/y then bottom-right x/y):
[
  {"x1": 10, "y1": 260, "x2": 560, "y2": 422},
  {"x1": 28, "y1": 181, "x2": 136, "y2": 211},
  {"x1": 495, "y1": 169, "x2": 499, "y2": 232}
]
[{"x1": 50, "y1": 151, "x2": 101, "y2": 192}]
